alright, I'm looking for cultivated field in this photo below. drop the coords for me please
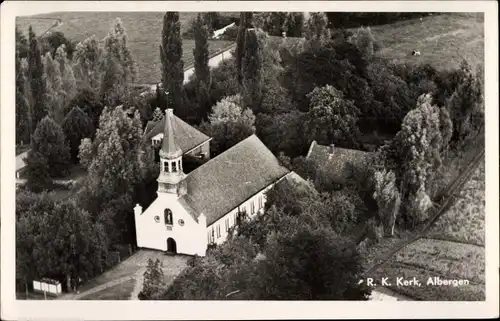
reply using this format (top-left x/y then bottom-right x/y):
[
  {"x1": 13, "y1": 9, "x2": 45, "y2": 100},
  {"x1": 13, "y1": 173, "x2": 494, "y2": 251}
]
[
  {"x1": 369, "y1": 160, "x2": 486, "y2": 301},
  {"x1": 16, "y1": 12, "x2": 236, "y2": 84},
  {"x1": 371, "y1": 13, "x2": 484, "y2": 70}
]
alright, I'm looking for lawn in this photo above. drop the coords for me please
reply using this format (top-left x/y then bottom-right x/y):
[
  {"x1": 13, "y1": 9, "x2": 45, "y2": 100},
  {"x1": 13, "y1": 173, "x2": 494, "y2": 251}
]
[
  {"x1": 16, "y1": 12, "x2": 236, "y2": 84},
  {"x1": 80, "y1": 278, "x2": 136, "y2": 300},
  {"x1": 371, "y1": 13, "x2": 484, "y2": 70}
]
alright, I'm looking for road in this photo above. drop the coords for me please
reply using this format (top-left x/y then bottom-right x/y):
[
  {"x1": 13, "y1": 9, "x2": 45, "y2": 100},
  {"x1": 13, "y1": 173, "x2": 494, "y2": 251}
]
[{"x1": 142, "y1": 44, "x2": 235, "y2": 94}]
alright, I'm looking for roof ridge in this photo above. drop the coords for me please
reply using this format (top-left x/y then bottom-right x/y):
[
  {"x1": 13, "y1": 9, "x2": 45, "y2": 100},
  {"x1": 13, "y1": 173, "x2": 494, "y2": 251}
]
[{"x1": 186, "y1": 134, "x2": 259, "y2": 176}]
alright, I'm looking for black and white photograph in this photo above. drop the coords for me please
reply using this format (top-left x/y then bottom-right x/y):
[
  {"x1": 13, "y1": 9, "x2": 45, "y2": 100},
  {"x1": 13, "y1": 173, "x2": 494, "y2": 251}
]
[{"x1": 1, "y1": 1, "x2": 498, "y2": 320}]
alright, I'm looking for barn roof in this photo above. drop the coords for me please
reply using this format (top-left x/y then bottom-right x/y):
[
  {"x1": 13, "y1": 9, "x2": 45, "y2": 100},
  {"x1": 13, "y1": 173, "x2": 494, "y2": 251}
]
[
  {"x1": 144, "y1": 113, "x2": 211, "y2": 154},
  {"x1": 305, "y1": 141, "x2": 374, "y2": 184},
  {"x1": 180, "y1": 134, "x2": 290, "y2": 226}
]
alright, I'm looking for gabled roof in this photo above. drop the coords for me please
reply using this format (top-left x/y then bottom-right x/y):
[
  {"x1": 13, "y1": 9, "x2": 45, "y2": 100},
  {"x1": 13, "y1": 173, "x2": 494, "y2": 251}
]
[
  {"x1": 144, "y1": 113, "x2": 211, "y2": 154},
  {"x1": 305, "y1": 141, "x2": 374, "y2": 184},
  {"x1": 180, "y1": 134, "x2": 290, "y2": 226}
]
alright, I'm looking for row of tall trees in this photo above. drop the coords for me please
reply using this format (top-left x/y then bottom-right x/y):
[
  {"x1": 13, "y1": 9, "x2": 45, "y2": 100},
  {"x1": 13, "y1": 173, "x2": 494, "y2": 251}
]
[{"x1": 16, "y1": 18, "x2": 137, "y2": 147}]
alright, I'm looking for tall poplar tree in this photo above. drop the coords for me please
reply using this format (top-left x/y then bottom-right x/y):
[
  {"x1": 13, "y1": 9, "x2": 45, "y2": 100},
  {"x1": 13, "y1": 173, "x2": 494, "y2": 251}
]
[
  {"x1": 236, "y1": 12, "x2": 253, "y2": 85},
  {"x1": 16, "y1": 50, "x2": 32, "y2": 145},
  {"x1": 193, "y1": 13, "x2": 211, "y2": 119},
  {"x1": 43, "y1": 52, "x2": 64, "y2": 123},
  {"x1": 72, "y1": 36, "x2": 103, "y2": 93},
  {"x1": 160, "y1": 12, "x2": 184, "y2": 114},
  {"x1": 241, "y1": 29, "x2": 264, "y2": 112},
  {"x1": 101, "y1": 18, "x2": 137, "y2": 107},
  {"x1": 28, "y1": 26, "x2": 48, "y2": 130},
  {"x1": 54, "y1": 45, "x2": 77, "y2": 116}
]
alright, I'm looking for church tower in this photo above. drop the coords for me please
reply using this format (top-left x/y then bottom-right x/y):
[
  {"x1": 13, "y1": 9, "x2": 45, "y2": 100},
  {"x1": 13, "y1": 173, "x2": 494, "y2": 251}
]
[{"x1": 157, "y1": 109, "x2": 187, "y2": 196}]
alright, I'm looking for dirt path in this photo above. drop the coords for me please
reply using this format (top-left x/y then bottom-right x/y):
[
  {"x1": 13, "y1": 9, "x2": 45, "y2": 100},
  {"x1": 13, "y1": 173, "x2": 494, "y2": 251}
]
[
  {"x1": 57, "y1": 250, "x2": 189, "y2": 300},
  {"x1": 129, "y1": 267, "x2": 147, "y2": 300}
]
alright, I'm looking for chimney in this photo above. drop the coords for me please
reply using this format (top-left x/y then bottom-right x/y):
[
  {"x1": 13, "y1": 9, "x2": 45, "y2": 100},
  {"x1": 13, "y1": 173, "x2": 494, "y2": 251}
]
[{"x1": 329, "y1": 144, "x2": 335, "y2": 155}]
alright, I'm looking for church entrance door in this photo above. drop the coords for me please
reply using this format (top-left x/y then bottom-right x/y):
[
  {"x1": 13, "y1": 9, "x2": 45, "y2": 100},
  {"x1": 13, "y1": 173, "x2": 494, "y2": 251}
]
[{"x1": 166, "y1": 238, "x2": 177, "y2": 254}]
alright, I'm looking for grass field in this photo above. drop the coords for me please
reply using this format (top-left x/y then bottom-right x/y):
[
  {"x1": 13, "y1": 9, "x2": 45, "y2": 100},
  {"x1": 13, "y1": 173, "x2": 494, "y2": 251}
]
[
  {"x1": 370, "y1": 160, "x2": 486, "y2": 301},
  {"x1": 16, "y1": 12, "x2": 236, "y2": 84},
  {"x1": 371, "y1": 13, "x2": 484, "y2": 70}
]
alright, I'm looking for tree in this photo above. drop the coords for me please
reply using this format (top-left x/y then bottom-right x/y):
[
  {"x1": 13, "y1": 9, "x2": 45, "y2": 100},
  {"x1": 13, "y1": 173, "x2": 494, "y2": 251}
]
[
  {"x1": 304, "y1": 12, "x2": 331, "y2": 49},
  {"x1": 373, "y1": 169, "x2": 401, "y2": 237},
  {"x1": 305, "y1": 85, "x2": 362, "y2": 149},
  {"x1": 54, "y1": 45, "x2": 77, "y2": 116},
  {"x1": 16, "y1": 49, "x2": 32, "y2": 144},
  {"x1": 78, "y1": 137, "x2": 94, "y2": 169},
  {"x1": 391, "y1": 94, "x2": 443, "y2": 223},
  {"x1": 80, "y1": 106, "x2": 143, "y2": 216},
  {"x1": 235, "y1": 12, "x2": 253, "y2": 85},
  {"x1": 439, "y1": 106, "x2": 453, "y2": 154},
  {"x1": 24, "y1": 151, "x2": 52, "y2": 192},
  {"x1": 255, "y1": 110, "x2": 308, "y2": 157},
  {"x1": 16, "y1": 196, "x2": 108, "y2": 292},
  {"x1": 138, "y1": 259, "x2": 166, "y2": 300},
  {"x1": 348, "y1": 27, "x2": 375, "y2": 61},
  {"x1": 16, "y1": 26, "x2": 29, "y2": 59},
  {"x1": 241, "y1": 29, "x2": 264, "y2": 112},
  {"x1": 249, "y1": 225, "x2": 370, "y2": 300},
  {"x1": 42, "y1": 52, "x2": 64, "y2": 123},
  {"x1": 253, "y1": 12, "x2": 288, "y2": 36},
  {"x1": 69, "y1": 88, "x2": 104, "y2": 130},
  {"x1": 100, "y1": 18, "x2": 137, "y2": 107},
  {"x1": 41, "y1": 31, "x2": 76, "y2": 60},
  {"x1": 28, "y1": 115, "x2": 71, "y2": 178},
  {"x1": 62, "y1": 107, "x2": 95, "y2": 163},
  {"x1": 28, "y1": 26, "x2": 48, "y2": 130},
  {"x1": 151, "y1": 107, "x2": 164, "y2": 122},
  {"x1": 161, "y1": 12, "x2": 184, "y2": 114},
  {"x1": 284, "y1": 13, "x2": 305, "y2": 37},
  {"x1": 193, "y1": 13, "x2": 212, "y2": 118},
  {"x1": 72, "y1": 36, "x2": 103, "y2": 93},
  {"x1": 199, "y1": 95, "x2": 256, "y2": 156},
  {"x1": 446, "y1": 60, "x2": 483, "y2": 143}
]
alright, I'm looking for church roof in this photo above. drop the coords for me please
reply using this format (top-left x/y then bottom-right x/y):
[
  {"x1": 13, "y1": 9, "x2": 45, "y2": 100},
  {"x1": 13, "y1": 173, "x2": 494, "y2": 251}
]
[
  {"x1": 305, "y1": 141, "x2": 374, "y2": 184},
  {"x1": 160, "y1": 109, "x2": 182, "y2": 159},
  {"x1": 144, "y1": 112, "x2": 211, "y2": 154},
  {"x1": 180, "y1": 134, "x2": 290, "y2": 226}
]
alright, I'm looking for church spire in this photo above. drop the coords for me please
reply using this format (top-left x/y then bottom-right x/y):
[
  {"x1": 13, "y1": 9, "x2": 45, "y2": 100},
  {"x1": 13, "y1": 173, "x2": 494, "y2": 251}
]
[
  {"x1": 159, "y1": 109, "x2": 182, "y2": 160},
  {"x1": 157, "y1": 108, "x2": 186, "y2": 196}
]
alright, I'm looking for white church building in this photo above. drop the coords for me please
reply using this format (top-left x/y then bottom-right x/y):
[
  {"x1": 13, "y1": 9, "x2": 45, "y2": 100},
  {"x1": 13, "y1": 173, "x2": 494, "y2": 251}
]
[{"x1": 134, "y1": 109, "x2": 293, "y2": 256}]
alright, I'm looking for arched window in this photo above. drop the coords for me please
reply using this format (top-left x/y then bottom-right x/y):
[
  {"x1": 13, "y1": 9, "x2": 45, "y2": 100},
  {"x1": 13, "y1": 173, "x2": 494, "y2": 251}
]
[
  {"x1": 163, "y1": 161, "x2": 169, "y2": 172},
  {"x1": 164, "y1": 209, "x2": 173, "y2": 225},
  {"x1": 172, "y1": 161, "x2": 177, "y2": 172}
]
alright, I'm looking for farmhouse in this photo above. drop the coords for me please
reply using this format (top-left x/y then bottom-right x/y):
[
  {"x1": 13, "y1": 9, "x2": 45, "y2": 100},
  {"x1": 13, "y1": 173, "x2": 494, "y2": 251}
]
[
  {"x1": 134, "y1": 109, "x2": 292, "y2": 256},
  {"x1": 305, "y1": 140, "x2": 374, "y2": 186}
]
